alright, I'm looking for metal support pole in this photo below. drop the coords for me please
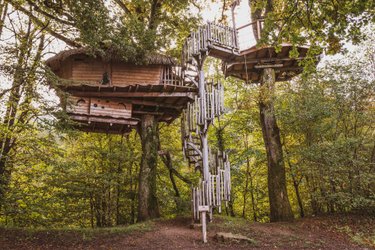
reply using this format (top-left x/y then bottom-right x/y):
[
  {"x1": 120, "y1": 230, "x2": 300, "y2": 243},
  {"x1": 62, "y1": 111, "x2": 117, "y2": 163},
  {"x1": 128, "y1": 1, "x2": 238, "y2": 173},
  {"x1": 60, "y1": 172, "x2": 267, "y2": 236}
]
[
  {"x1": 201, "y1": 211, "x2": 207, "y2": 243},
  {"x1": 198, "y1": 69, "x2": 209, "y2": 182},
  {"x1": 198, "y1": 61, "x2": 209, "y2": 244}
]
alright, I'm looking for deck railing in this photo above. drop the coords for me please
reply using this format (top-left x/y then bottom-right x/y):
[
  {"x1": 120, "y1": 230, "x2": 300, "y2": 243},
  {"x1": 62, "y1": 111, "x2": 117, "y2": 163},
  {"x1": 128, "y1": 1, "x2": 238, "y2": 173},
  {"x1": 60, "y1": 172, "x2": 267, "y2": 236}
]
[
  {"x1": 182, "y1": 22, "x2": 239, "y2": 67},
  {"x1": 236, "y1": 19, "x2": 264, "y2": 50}
]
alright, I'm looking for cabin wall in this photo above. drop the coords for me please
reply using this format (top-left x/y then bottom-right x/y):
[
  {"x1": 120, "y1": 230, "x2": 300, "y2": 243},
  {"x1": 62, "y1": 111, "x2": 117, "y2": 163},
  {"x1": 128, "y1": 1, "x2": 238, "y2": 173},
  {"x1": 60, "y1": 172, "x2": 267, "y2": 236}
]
[
  {"x1": 66, "y1": 96, "x2": 89, "y2": 115},
  {"x1": 56, "y1": 59, "x2": 72, "y2": 79},
  {"x1": 90, "y1": 98, "x2": 132, "y2": 119},
  {"x1": 71, "y1": 58, "x2": 107, "y2": 83},
  {"x1": 66, "y1": 96, "x2": 132, "y2": 119},
  {"x1": 111, "y1": 63, "x2": 162, "y2": 86},
  {"x1": 65, "y1": 56, "x2": 163, "y2": 86}
]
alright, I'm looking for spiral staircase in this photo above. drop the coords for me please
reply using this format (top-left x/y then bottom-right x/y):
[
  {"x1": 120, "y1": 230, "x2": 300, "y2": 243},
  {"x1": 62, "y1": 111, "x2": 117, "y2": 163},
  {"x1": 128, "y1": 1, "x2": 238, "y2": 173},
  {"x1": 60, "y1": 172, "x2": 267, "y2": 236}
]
[{"x1": 178, "y1": 22, "x2": 238, "y2": 234}]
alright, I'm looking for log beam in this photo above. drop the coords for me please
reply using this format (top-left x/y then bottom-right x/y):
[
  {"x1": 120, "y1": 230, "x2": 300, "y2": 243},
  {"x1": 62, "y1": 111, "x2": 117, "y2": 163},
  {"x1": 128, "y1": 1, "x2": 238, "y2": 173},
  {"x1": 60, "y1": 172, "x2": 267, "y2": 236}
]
[{"x1": 69, "y1": 91, "x2": 195, "y2": 99}]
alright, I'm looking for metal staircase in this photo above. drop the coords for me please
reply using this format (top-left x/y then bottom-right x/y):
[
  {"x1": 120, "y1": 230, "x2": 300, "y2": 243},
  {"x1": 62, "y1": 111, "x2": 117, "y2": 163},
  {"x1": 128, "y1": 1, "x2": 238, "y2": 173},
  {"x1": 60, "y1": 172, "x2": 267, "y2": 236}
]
[{"x1": 179, "y1": 21, "x2": 238, "y2": 243}]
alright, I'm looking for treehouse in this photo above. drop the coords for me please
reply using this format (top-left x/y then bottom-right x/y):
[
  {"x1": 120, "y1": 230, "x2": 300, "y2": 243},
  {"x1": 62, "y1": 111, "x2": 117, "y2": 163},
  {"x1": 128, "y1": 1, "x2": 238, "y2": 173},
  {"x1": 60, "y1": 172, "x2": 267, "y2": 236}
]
[
  {"x1": 181, "y1": 2, "x2": 319, "y2": 84},
  {"x1": 221, "y1": 17, "x2": 313, "y2": 82},
  {"x1": 46, "y1": 48, "x2": 197, "y2": 134}
]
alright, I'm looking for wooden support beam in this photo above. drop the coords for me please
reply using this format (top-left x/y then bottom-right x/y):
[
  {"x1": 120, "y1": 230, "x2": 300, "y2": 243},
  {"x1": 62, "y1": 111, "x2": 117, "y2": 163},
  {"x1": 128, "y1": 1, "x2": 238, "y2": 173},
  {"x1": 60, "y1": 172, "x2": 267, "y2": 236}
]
[
  {"x1": 69, "y1": 91, "x2": 195, "y2": 99},
  {"x1": 227, "y1": 66, "x2": 302, "y2": 74},
  {"x1": 69, "y1": 114, "x2": 139, "y2": 125},
  {"x1": 254, "y1": 64, "x2": 284, "y2": 69},
  {"x1": 132, "y1": 110, "x2": 165, "y2": 116},
  {"x1": 129, "y1": 99, "x2": 184, "y2": 109},
  {"x1": 229, "y1": 57, "x2": 306, "y2": 65}
]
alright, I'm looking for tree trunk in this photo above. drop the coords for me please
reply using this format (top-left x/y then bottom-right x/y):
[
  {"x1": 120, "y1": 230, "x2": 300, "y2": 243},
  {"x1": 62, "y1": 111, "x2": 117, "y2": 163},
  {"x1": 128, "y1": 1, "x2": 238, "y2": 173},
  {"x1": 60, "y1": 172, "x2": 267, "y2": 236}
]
[
  {"x1": 249, "y1": 171, "x2": 258, "y2": 222},
  {"x1": 0, "y1": 23, "x2": 31, "y2": 205},
  {"x1": 258, "y1": 68, "x2": 294, "y2": 222},
  {"x1": 137, "y1": 115, "x2": 160, "y2": 221},
  {"x1": 0, "y1": 1, "x2": 7, "y2": 37},
  {"x1": 283, "y1": 140, "x2": 305, "y2": 218},
  {"x1": 242, "y1": 156, "x2": 250, "y2": 218}
]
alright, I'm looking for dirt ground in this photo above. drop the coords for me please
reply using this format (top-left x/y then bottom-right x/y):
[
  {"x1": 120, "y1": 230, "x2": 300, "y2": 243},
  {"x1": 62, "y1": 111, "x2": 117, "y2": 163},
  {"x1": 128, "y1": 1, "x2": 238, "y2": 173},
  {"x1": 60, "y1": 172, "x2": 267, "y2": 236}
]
[{"x1": 0, "y1": 214, "x2": 374, "y2": 249}]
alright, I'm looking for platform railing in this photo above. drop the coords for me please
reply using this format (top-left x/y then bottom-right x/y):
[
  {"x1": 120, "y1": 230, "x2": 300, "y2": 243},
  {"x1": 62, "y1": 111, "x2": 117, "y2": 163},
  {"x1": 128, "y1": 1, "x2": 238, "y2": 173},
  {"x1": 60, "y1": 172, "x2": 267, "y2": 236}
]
[
  {"x1": 236, "y1": 19, "x2": 264, "y2": 50},
  {"x1": 181, "y1": 22, "x2": 240, "y2": 68}
]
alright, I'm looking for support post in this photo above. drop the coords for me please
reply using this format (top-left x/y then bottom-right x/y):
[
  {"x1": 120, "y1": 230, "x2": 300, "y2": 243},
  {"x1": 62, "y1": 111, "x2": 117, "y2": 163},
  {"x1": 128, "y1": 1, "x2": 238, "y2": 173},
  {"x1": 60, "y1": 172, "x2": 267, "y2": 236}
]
[
  {"x1": 201, "y1": 211, "x2": 207, "y2": 243},
  {"x1": 198, "y1": 62, "x2": 209, "y2": 243}
]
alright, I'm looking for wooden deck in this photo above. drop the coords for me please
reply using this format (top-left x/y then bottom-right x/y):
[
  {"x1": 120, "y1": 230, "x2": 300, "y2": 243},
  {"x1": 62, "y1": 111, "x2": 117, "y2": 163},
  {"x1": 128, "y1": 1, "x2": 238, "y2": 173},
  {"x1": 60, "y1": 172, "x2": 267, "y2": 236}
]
[
  {"x1": 223, "y1": 44, "x2": 311, "y2": 82},
  {"x1": 60, "y1": 83, "x2": 197, "y2": 133}
]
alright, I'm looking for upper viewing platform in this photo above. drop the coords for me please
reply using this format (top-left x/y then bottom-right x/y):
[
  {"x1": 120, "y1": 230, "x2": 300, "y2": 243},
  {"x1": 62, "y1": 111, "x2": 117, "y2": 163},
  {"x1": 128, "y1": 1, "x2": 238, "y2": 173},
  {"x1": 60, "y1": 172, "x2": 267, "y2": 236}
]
[{"x1": 181, "y1": 0, "x2": 316, "y2": 83}]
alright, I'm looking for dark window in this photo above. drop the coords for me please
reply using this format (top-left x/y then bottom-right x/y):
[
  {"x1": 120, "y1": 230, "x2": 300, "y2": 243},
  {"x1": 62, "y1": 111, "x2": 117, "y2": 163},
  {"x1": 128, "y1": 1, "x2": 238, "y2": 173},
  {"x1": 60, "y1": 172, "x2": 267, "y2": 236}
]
[{"x1": 101, "y1": 72, "x2": 110, "y2": 85}]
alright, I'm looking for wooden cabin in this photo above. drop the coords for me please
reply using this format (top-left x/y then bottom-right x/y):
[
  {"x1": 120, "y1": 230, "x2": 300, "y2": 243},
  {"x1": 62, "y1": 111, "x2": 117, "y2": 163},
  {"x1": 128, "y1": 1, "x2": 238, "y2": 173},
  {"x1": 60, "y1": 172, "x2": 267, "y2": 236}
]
[{"x1": 46, "y1": 48, "x2": 197, "y2": 134}]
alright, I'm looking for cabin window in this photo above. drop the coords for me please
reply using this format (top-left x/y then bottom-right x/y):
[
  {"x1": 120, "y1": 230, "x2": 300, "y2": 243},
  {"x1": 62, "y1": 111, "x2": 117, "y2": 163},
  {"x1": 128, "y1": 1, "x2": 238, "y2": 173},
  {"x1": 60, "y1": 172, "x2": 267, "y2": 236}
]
[{"x1": 101, "y1": 72, "x2": 111, "y2": 85}]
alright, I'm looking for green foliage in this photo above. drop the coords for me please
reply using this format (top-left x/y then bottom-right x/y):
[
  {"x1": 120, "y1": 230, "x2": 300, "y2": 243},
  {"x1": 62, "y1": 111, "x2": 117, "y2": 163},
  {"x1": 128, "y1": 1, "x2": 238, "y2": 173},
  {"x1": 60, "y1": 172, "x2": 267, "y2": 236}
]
[
  {"x1": 1, "y1": 0, "x2": 374, "y2": 231},
  {"x1": 253, "y1": 0, "x2": 374, "y2": 53}
]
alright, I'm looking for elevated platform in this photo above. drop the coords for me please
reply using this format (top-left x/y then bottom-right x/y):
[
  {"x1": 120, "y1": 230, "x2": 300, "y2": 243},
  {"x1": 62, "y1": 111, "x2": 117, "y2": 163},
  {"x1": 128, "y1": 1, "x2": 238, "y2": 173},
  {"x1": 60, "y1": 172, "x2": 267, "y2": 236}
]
[
  {"x1": 68, "y1": 115, "x2": 139, "y2": 134},
  {"x1": 223, "y1": 44, "x2": 310, "y2": 82}
]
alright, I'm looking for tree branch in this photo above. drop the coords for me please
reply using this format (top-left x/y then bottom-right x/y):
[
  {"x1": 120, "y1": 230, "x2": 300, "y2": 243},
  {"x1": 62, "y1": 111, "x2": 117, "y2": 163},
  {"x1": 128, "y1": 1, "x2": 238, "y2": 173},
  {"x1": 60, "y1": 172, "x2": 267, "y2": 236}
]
[
  {"x1": 112, "y1": 0, "x2": 131, "y2": 15},
  {"x1": 159, "y1": 150, "x2": 192, "y2": 185},
  {"x1": 25, "y1": 0, "x2": 74, "y2": 26},
  {"x1": 12, "y1": 4, "x2": 81, "y2": 47}
]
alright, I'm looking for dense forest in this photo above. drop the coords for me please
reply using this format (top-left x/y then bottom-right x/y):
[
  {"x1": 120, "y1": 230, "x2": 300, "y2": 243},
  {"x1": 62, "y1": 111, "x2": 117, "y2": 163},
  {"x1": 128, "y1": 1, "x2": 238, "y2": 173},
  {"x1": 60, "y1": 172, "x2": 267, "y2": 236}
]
[{"x1": 0, "y1": 0, "x2": 374, "y2": 235}]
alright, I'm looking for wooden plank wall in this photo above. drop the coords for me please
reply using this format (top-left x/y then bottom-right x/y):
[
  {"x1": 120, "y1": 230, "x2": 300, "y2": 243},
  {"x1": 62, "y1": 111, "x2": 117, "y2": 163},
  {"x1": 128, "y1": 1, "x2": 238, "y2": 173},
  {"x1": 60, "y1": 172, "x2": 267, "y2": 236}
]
[
  {"x1": 66, "y1": 96, "x2": 132, "y2": 119},
  {"x1": 111, "y1": 63, "x2": 161, "y2": 86},
  {"x1": 66, "y1": 96, "x2": 89, "y2": 115},
  {"x1": 59, "y1": 60, "x2": 72, "y2": 79},
  {"x1": 71, "y1": 58, "x2": 106, "y2": 84},
  {"x1": 90, "y1": 98, "x2": 132, "y2": 119},
  {"x1": 66, "y1": 56, "x2": 163, "y2": 86}
]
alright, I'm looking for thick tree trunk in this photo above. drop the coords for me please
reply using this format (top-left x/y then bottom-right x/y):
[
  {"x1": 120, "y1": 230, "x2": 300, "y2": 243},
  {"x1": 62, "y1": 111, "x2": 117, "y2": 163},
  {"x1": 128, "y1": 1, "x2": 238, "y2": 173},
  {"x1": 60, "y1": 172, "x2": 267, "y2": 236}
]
[
  {"x1": 137, "y1": 115, "x2": 160, "y2": 222},
  {"x1": 259, "y1": 68, "x2": 294, "y2": 222}
]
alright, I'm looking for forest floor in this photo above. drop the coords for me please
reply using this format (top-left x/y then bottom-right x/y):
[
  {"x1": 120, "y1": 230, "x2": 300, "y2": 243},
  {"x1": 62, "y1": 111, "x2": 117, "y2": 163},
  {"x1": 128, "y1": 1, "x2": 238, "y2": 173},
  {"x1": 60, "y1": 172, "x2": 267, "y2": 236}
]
[{"x1": 0, "y1": 214, "x2": 374, "y2": 249}]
